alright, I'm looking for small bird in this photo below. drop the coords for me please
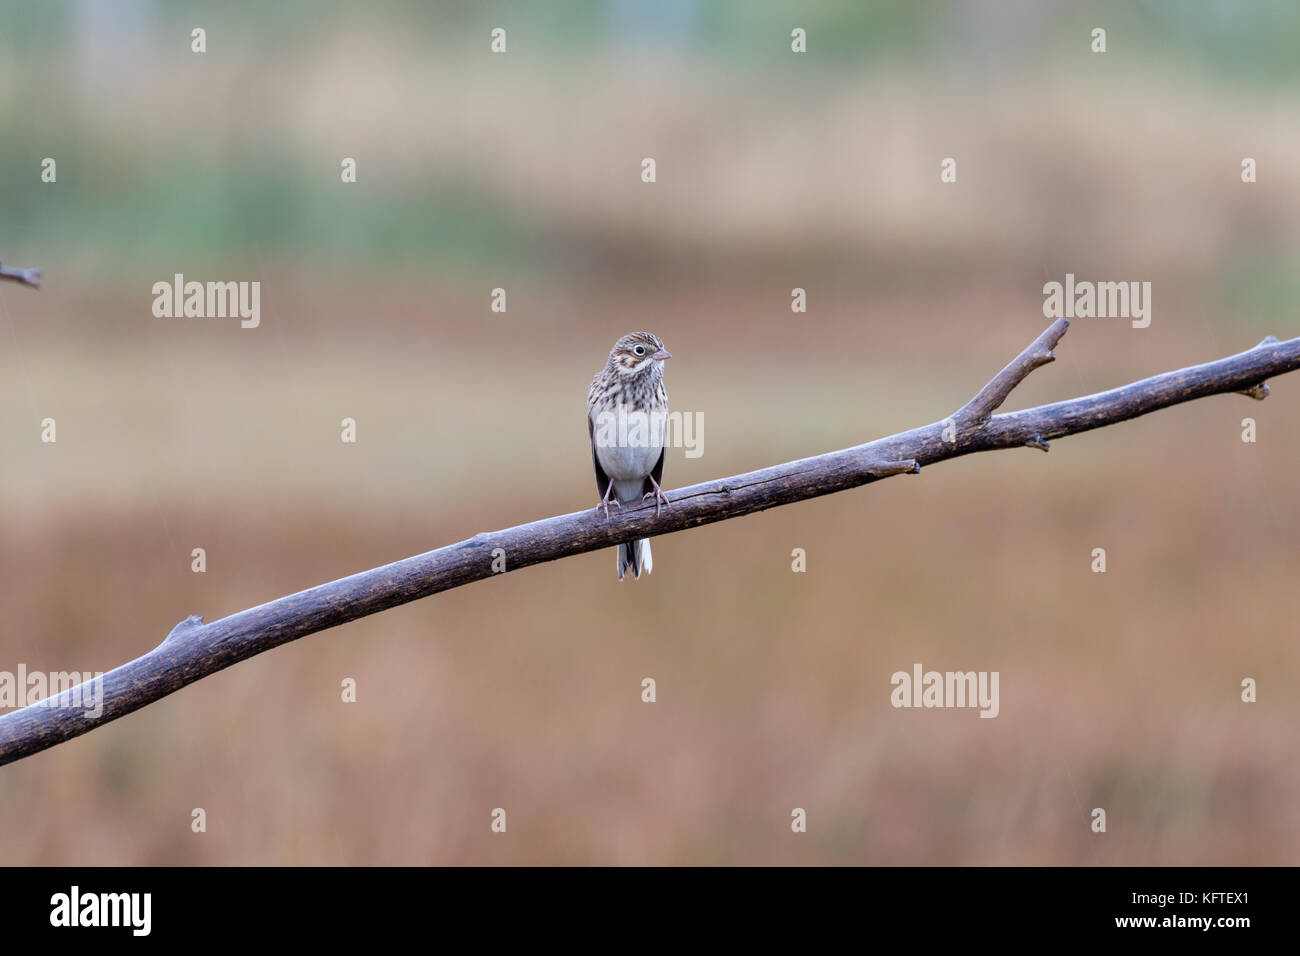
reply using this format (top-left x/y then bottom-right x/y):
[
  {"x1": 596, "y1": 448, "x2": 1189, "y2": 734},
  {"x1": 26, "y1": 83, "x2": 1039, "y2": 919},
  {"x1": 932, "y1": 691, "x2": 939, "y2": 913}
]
[{"x1": 587, "y1": 331, "x2": 672, "y2": 580}]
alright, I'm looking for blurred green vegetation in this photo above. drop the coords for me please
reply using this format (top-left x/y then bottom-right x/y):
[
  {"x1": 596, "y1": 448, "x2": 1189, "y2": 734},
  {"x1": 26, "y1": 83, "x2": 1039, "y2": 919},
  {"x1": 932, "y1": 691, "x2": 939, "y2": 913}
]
[{"x1": 2, "y1": 0, "x2": 1300, "y2": 282}]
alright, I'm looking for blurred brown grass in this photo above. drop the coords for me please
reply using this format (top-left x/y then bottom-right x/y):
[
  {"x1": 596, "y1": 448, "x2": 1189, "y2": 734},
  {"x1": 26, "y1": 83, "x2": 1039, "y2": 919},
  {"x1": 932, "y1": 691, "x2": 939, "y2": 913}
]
[{"x1": 3, "y1": 277, "x2": 1298, "y2": 864}]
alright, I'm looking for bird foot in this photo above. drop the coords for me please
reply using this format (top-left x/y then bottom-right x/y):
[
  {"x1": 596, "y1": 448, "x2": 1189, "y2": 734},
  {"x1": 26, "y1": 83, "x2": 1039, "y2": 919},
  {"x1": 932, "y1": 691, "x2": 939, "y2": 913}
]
[
  {"x1": 598, "y1": 489, "x2": 622, "y2": 519},
  {"x1": 642, "y1": 478, "x2": 670, "y2": 517}
]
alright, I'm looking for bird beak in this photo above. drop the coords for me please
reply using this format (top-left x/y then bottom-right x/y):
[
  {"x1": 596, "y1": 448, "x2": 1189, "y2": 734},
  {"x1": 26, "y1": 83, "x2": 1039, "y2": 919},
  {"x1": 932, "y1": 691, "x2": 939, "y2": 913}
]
[{"x1": 652, "y1": 349, "x2": 672, "y2": 361}]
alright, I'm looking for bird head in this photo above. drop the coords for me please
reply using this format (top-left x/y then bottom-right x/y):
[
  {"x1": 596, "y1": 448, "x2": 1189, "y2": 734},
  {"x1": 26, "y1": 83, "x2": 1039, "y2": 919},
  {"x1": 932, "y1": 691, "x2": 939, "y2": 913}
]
[{"x1": 609, "y1": 331, "x2": 671, "y2": 378}]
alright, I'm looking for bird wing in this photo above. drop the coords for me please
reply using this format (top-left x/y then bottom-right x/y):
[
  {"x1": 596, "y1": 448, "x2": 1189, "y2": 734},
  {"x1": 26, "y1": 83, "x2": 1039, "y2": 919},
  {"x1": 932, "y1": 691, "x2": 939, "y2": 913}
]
[
  {"x1": 588, "y1": 413, "x2": 611, "y2": 502},
  {"x1": 587, "y1": 373, "x2": 611, "y2": 501},
  {"x1": 646, "y1": 380, "x2": 666, "y2": 495},
  {"x1": 645, "y1": 445, "x2": 665, "y2": 496}
]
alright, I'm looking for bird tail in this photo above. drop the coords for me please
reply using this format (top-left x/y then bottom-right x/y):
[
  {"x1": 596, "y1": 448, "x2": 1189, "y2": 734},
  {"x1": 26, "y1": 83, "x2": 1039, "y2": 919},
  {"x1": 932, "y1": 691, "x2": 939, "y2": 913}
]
[{"x1": 617, "y1": 538, "x2": 653, "y2": 580}]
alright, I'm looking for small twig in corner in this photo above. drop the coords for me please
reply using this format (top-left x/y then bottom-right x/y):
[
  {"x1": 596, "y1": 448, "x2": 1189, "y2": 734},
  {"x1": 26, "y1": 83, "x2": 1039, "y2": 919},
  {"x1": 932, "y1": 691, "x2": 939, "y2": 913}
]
[{"x1": 0, "y1": 258, "x2": 42, "y2": 288}]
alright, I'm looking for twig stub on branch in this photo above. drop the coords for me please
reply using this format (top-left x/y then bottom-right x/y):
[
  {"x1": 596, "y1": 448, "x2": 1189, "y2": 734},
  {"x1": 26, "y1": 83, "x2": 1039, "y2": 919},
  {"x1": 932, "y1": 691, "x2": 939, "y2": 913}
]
[{"x1": 953, "y1": 317, "x2": 1070, "y2": 427}]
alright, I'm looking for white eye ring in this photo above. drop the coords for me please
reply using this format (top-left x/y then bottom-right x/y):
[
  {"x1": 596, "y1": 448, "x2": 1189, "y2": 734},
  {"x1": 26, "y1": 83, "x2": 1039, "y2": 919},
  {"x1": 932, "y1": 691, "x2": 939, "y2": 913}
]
[{"x1": 634, "y1": 345, "x2": 646, "y2": 355}]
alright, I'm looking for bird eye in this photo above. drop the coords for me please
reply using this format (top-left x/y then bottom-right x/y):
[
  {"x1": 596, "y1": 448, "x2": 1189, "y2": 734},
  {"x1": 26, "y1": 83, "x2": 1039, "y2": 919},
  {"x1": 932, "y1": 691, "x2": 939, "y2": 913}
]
[{"x1": 634, "y1": 345, "x2": 646, "y2": 355}]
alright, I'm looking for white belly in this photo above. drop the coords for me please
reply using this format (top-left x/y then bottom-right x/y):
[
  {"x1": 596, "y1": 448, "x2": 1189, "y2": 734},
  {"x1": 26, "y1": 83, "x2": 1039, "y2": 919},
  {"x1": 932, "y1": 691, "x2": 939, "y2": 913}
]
[{"x1": 592, "y1": 407, "x2": 664, "y2": 490}]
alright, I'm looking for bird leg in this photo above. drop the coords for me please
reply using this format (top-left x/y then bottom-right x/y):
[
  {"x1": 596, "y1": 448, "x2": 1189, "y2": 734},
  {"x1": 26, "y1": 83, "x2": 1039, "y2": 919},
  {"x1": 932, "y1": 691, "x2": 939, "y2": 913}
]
[
  {"x1": 598, "y1": 482, "x2": 622, "y2": 519},
  {"x1": 641, "y1": 475, "x2": 670, "y2": 517}
]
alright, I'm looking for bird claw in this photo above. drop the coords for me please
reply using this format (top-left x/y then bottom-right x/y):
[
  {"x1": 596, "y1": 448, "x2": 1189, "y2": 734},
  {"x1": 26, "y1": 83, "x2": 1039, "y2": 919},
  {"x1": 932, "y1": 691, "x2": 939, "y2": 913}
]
[
  {"x1": 598, "y1": 494, "x2": 621, "y2": 519},
  {"x1": 642, "y1": 482, "x2": 670, "y2": 517}
]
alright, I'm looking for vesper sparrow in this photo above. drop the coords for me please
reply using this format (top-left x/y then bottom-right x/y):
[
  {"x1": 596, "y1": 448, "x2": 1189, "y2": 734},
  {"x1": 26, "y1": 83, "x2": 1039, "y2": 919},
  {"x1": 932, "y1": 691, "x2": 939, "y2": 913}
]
[{"x1": 587, "y1": 332, "x2": 672, "y2": 580}]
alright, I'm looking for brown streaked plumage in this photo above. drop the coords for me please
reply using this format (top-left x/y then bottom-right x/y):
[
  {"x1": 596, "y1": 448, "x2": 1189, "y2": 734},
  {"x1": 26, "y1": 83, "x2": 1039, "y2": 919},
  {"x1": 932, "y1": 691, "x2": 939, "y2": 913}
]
[{"x1": 587, "y1": 332, "x2": 672, "y2": 580}]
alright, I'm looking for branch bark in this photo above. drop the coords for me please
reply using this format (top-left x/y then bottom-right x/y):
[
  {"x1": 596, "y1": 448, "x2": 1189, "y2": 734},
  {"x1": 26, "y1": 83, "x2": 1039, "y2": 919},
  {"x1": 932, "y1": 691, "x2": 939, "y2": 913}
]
[
  {"x1": 2, "y1": 319, "x2": 1298, "y2": 765},
  {"x1": 0, "y1": 258, "x2": 42, "y2": 288}
]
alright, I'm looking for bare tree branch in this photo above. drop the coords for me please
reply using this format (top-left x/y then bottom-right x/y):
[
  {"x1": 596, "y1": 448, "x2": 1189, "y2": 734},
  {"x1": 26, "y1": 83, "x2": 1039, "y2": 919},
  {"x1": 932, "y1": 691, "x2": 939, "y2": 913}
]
[
  {"x1": 2, "y1": 319, "x2": 1298, "y2": 765},
  {"x1": 0, "y1": 258, "x2": 42, "y2": 288}
]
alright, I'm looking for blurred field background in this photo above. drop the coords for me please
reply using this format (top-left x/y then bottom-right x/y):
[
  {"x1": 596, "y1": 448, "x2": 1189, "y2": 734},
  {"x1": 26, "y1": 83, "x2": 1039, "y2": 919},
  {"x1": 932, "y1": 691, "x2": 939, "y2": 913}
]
[{"x1": 1, "y1": 0, "x2": 1299, "y2": 864}]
